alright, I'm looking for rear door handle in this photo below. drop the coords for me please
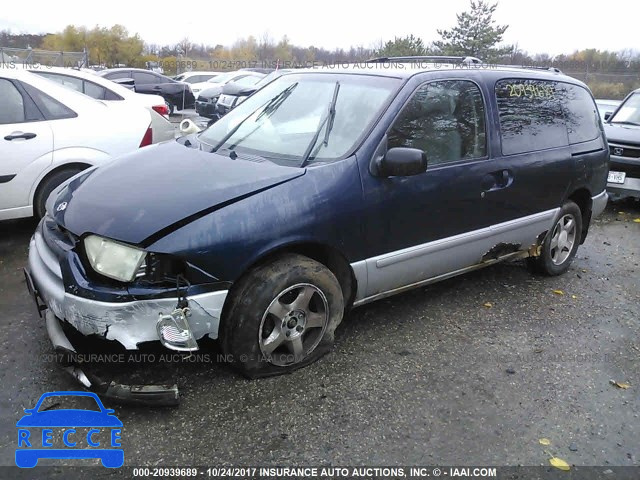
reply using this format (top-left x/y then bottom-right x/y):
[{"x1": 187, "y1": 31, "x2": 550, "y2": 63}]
[{"x1": 4, "y1": 132, "x2": 37, "y2": 141}]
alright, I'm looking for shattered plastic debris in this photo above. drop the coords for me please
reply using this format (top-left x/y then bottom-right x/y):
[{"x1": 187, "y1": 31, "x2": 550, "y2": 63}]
[
  {"x1": 552, "y1": 289, "x2": 565, "y2": 295},
  {"x1": 539, "y1": 438, "x2": 551, "y2": 446},
  {"x1": 609, "y1": 380, "x2": 631, "y2": 389},
  {"x1": 483, "y1": 302, "x2": 493, "y2": 308}
]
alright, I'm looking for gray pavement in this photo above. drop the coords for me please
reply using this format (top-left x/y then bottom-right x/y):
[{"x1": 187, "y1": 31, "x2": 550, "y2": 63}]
[{"x1": 0, "y1": 200, "x2": 638, "y2": 468}]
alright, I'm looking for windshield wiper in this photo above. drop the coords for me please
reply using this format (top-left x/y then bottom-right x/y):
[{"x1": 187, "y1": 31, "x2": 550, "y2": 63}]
[
  {"x1": 300, "y1": 81, "x2": 340, "y2": 167},
  {"x1": 210, "y1": 83, "x2": 298, "y2": 153}
]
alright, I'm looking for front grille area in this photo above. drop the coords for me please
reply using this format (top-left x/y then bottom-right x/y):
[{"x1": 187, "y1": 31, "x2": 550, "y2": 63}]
[
  {"x1": 42, "y1": 216, "x2": 77, "y2": 259},
  {"x1": 610, "y1": 160, "x2": 640, "y2": 178},
  {"x1": 609, "y1": 143, "x2": 640, "y2": 159}
]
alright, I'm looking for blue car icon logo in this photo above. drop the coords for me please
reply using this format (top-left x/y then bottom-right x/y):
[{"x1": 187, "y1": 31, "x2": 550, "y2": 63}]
[{"x1": 16, "y1": 391, "x2": 123, "y2": 468}]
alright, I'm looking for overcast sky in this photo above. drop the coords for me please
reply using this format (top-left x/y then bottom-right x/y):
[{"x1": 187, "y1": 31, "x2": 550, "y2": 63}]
[{"x1": 0, "y1": 0, "x2": 637, "y2": 56}]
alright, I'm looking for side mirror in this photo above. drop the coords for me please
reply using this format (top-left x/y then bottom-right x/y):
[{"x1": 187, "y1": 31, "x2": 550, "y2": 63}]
[
  {"x1": 372, "y1": 147, "x2": 428, "y2": 177},
  {"x1": 604, "y1": 112, "x2": 612, "y2": 121}
]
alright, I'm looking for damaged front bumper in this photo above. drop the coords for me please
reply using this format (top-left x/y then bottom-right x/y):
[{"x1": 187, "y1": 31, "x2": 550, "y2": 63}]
[
  {"x1": 26, "y1": 221, "x2": 229, "y2": 405},
  {"x1": 28, "y1": 227, "x2": 228, "y2": 350},
  {"x1": 45, "y1": 310, "x2": 180, "y2": 406}
]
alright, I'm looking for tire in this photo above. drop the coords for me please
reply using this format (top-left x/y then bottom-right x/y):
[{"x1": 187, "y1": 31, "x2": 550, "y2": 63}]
[
  {"x1": 527, "y1": 200, "x2": 582, "y2": 276},
  {"x1": 34, "y1": 168, "x2": 85, "y2": 219},
  {"x1": 219, "y1": 253, "x2": 344, "y2": 378}
]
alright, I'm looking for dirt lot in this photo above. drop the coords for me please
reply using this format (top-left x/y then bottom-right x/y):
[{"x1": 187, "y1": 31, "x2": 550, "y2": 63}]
[{"x1": 0, "y1": 199, "x2": 638, "y2": 469}]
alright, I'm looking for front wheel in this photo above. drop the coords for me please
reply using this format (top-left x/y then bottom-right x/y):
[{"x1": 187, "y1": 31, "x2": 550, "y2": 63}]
[
  {"x1": 219, "y1": 254, "x2": 344, "y2": 378},
  {"x1": 34, "y1": 167, "x2": 85, "y2": 219},
  {"x1": 527, "y1": 200, "x2": 582, "y2": 276}
]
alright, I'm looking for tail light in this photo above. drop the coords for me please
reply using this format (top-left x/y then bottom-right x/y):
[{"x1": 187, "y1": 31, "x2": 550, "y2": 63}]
[
  {"x1": 152, "y1": 105, "x2": 169, "y2": 117},
  {"x1": 139, "y1": 125, "x2": 153, "y2": 148}
]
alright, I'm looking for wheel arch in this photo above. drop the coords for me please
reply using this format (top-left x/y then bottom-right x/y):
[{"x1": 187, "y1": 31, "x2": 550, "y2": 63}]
[
  {"x1": 567, "y1": 187, "x2": 593, "y2": 244},
  {"x1": 32, "y1": 162, "x2": 92, "y2": 204},
  {"x1": 225, "y1": 241, "x2": 358, "y2": 313}
]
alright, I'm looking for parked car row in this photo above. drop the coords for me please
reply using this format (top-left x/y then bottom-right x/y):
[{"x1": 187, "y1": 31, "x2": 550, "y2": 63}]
[
  {"x1": 96, "y1": 68, "x2": 196, "y2": 114},
  {"x1": 30, "y1": 67, "x2": 174, "y2": 143},
  {"x1": 0, "y1": 68, "x2": 157, "y2": 220},
  {"x1": 602, "y1": 88, "x2": 640, "y2": 200}
]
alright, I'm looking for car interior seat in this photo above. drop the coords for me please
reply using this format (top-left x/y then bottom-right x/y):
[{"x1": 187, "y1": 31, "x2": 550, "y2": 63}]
[{"x1": 420, "y1": 91, "x2": 462, "y2": 165}]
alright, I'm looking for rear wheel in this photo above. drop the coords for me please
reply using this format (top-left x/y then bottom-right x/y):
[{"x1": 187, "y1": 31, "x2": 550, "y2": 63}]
[
  {"x1": 220, "y1": 254, "x2": 344, "y2": 378},
  {"x1": 34, "y1": 167, "x2": 84, "y2": 219},
  {"x1": 527, "y1": 200, "x2": 582, "y2": 276}
]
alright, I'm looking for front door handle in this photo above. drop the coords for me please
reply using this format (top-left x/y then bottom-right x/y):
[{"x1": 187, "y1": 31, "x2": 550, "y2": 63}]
[
  {"x1": 481, "y1": 169, "x2": 514, "y2": 192},
  {"x1": 4, "y1": 132, "x2": 37, "y2": 141}
]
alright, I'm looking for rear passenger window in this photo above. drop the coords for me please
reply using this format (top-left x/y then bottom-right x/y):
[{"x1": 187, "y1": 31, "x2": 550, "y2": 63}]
[
  {"x1": 496, "y1": 79, "x2": 568, "y2": 155},
  {"x1": 104, "y1": 71, "x2": 130, "y2": 80},
  {"x1": 83, "y1": 81, "x2": 107, "y2": 100},
  {"x1": 133, "y1": 72, "x2": 159, "y2": 85},
  {"x1": 388, "y1": 80, "x2": 487, "y2": 166},
  {"x1": 21, "y1": 83, "x2": 77, "y2": 120},
  {"x1": 104, "y1": 89, "x2": 124, "y2": 100},
  {"x1": 560, "y1": 83, "x2": 600, "y2": 144},
  {"x1": 0, "y1": 79, "x2": 25, "y2": 124}
]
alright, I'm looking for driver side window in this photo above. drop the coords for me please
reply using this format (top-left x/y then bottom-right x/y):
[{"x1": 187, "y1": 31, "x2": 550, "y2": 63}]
[{"x1": 388, "y1": 80, "x2": 487, "y2": 166}]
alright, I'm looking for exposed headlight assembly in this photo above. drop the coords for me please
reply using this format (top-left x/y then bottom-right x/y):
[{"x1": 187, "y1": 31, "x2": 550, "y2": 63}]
[{"x1": 84, "y1": 235, "x2": 147, "y2": 282}]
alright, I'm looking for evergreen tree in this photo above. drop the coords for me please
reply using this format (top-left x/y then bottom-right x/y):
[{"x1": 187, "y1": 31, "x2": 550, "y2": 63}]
[
  {"x1": 433, "y1": 1, "x2": 511, "y2": 62},
  {"x1": 374, "y1": 35, "x2": 429, "y2": 58}
]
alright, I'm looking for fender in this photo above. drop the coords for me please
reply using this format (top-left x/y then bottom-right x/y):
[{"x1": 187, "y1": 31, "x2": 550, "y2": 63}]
[{"x1": 28, "y1": 147, "x2": 112, "y2": 204}]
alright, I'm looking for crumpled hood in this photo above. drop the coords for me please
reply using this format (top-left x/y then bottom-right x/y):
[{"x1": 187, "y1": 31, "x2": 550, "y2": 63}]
[
  {"x1": 52, "y1": 141, "x2": 304, "y2": 245},
  {"x1": 604, "y1": 123, "x2": 640, "y2": 146}
]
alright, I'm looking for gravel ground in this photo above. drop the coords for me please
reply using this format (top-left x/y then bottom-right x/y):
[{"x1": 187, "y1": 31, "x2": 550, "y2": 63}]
[{"x1": 0, "y1": 199, "x2": 638, "y2": 470}]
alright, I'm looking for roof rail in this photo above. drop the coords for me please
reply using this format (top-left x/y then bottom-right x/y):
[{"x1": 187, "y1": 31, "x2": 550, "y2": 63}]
[
  {"x1": 366, "y1": 56, "x2": 483, "y2": 65},
  {"x1": 495, "y1": 64, "x2": 563, "y2": 74}
]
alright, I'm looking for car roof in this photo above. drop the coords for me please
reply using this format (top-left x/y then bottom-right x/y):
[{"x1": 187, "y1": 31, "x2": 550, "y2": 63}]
[
  {"x1": 178, "y1": 71, "x2": 222, "y2": 77},
  {"x1": 277, "y1": 61, "x2": 584, "y2": 87},
  {"x1": 98, "y1": 67, "x2": 166, "y2": 75},
  {"x1": 27, "y1": 66, "x2": 136, "y2": 97},
  {"x1": 0, "y1": 68, "x2": 109, "y2": 108}
]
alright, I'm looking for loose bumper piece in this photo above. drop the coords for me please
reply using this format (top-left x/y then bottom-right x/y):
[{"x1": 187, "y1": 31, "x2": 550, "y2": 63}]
[
  {"x1": 45, "y1": 310, "x2": 180, "y2": 407},
  {"x1": 157, "y1": 308, "x2": 199, "y2": 351}
]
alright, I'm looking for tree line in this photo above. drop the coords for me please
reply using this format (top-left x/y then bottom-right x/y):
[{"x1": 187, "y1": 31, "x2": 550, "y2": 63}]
[{"x1": 2, "y1": 1, "x2": 638, "y2": 98}]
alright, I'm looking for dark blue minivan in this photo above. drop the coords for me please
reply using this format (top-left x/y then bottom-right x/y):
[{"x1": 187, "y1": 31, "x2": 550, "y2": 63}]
[{"x1": 27, "y1": 59, "x2": 609, "y2": 380}]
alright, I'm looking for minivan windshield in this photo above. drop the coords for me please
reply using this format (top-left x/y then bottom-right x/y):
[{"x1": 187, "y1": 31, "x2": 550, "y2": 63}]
[
  {"x1": 610, "y1": 92, "x2": 640, "y2": 126},
  {"x1": 198, "y1": 73, "x2": 401, "y2": 166}
]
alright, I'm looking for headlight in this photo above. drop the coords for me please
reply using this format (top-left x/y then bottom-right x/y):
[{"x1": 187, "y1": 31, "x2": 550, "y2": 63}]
[{"x1": 84, "y1": 235, "x2": 147, "y2": 282}]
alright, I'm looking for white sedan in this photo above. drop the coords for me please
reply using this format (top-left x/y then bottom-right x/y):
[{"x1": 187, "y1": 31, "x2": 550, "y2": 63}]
[
  {"x1": 30, "y1": 67, "x2": 174, "y2": 143},
  {"x1": 174, "y1": 71, "x2": 223, "y2": 84},
  {"x1": 190, "y1": 71, "x2": 264, "y2": 98},
  {"x1": 0, "y1": 69, "x2": 153, "y2": 220}
]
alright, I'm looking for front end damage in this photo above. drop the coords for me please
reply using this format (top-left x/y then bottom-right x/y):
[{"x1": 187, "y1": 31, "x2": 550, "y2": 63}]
[{"x1": 26, "y1": 217, "x2": 229, "y2": 406}]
